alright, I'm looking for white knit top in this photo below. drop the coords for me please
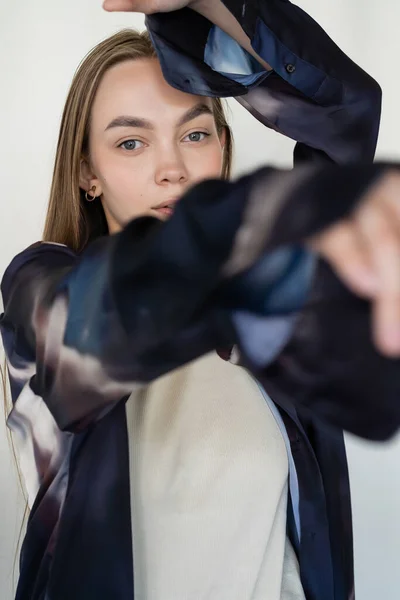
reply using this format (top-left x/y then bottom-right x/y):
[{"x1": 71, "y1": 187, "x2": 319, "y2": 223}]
[{"x1": 126, "y1": 352, "x2": 305, "y2": 600}]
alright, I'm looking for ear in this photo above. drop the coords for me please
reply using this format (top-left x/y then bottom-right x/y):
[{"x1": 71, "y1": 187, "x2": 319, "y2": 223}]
[{"x1": 79, "y1": 158, "x2": 103, "y2": 197}]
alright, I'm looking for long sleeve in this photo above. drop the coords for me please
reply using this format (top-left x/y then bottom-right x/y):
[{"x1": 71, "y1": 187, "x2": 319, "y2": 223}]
[
  {"x1": 255, "y1": 255, "x2": 400, "y2": 441},
  {"x1": 146, "y1": 0, "x2": 381, "y2": 164},
  {"x1": 0, "y1": 162, "x2": 388, "y2": 435},
  {"x1": 143, "y1": 1, "x2": 400, "y2": 443}
]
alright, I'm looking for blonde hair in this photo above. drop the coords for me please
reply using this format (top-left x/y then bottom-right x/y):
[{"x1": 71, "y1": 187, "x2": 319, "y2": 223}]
[
  {"x1": 43, "y1": 29, "x2": 233, "y2": 253},
  {"x1": 4, "y1": 29, "x2": 234, "y2": 585}
]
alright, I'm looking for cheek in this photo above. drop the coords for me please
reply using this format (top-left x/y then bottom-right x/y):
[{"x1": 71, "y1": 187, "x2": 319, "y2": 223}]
[
  {"x1": 96, "y1": 149, "x2": 145, "y2": 186},
  {"x1": 94, "y1": 152, "x2": 154, "y2": 219},
  {"x1": 103, "y1": 158, "x2": 145, "y2": 191},
  {"x1": 188, "y1": 145, "x2": 224, "y2": 182}
]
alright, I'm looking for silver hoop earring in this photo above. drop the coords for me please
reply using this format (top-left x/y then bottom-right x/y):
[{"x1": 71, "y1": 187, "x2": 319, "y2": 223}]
[{"x1": 85, "y1": 186, "x2": 97, "y2": 202}]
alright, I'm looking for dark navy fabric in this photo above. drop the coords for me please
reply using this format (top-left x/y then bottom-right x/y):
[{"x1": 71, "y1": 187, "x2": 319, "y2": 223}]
[{"x1": 147, "y1": 0, "x2": 382, "y2": 164}]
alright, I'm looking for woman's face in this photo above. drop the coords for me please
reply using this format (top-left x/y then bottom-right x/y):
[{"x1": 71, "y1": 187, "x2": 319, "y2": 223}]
[{"x1": 81, "y1": 57, "x2": 226, "y2": 233}]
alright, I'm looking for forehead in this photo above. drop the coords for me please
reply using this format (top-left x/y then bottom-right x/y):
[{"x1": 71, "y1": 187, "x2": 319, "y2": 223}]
[{"x1": 91, "y1": 58, "x2": 214, "y2": 128}]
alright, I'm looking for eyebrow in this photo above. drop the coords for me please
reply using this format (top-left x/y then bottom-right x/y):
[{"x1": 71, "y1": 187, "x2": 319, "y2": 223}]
[{"x1": 105, "y1": 103, "x2": 213, "y2": 132}]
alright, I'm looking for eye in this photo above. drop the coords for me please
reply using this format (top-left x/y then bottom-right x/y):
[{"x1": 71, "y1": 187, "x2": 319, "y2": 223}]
[
  {"x1": 118, "y1": 139, "x2": 144, "y2": 151},
  {"x1": 183, "y1": 131, "x2": 210, "y2": 143}
]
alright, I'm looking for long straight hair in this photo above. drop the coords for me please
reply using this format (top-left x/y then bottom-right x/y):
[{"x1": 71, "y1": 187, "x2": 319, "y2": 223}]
[
  {"x1": 3, "y1": 30, "x2": 234, "y2": 577},
  {"x1": 43, "y1": 29, "x2": 234, "y2": 253}
]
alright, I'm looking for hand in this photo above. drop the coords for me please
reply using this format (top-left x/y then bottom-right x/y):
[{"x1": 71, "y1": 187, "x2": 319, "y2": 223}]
[
  {"x1": 102, "y1": 0, "x2": 274, "y2": 71},
  {"x1": 102, "y1": 0, "x2": 200, "y2": 13},
  {"x1": 309, "y1": 170, "x2": 400, "y2": 357}
]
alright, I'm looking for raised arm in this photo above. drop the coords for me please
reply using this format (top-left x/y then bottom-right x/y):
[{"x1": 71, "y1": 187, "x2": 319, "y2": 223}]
[{"x1": 137, "y1": 0, "x2": 382, "y2": 163}]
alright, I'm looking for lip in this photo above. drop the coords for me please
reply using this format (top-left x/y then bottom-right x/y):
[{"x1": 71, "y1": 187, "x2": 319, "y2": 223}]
[
  {"x1": 152, "y1": 198, "x2": 180, "y2": 217},
  {"x1": 153, "y1": 198, "x2": 179, "y2": 209},
  {"x1": 154, "y1": 206, "x2": 174, "y2": 217}
]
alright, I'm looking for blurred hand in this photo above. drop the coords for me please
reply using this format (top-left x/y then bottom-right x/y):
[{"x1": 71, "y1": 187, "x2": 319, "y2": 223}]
[
  {"x1": 309, "y1": 170, "x2": 400, "y2": 357},
  {"x1": 102, "y1": 0, "x2": 200, "y2": 13}
]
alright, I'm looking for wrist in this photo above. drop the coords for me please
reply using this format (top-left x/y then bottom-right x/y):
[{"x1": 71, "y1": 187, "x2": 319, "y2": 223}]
[{"x1": 189, "y1": 0, "x2": 210, "y2": 9}]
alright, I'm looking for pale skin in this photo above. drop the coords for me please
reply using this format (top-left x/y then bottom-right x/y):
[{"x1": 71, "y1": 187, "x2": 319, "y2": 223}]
[
  {"x1": 80, "y1": 58, "x2": 225, "y2": 231},
  {"x1": 95, "y1": 0, "x2": 400, "y2": 359}
]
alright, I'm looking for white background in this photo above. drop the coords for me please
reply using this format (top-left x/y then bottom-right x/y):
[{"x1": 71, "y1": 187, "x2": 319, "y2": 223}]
[{"x1": 0, "y1": 1, "x2": 399, "y2": 598}]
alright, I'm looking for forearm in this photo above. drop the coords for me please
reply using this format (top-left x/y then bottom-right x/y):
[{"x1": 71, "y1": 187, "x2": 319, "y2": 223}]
[
  {"x1": 190, "y1": 0, "x2": 273, "y2": 71},
  {"x1": 147, "y1": 0, "x2": 381, "y2": 163},
  {"x1": 1, "y1": 161, "x2": 387, "y2": 432}
]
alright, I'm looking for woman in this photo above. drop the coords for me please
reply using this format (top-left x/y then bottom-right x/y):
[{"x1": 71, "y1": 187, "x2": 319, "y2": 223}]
[{"x1": 2, "y1": 4, "x2": 400, "y2": 600}]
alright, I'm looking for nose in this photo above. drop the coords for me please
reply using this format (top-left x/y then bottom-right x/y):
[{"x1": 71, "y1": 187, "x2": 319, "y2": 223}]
[{"x1": 154, "y1": 146, "x2": 189, "y2": 186}]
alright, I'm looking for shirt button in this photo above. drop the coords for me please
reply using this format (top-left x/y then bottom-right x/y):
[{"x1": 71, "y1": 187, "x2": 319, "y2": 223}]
[{"x1": 285, "y1": 63, "x2": 296, "y2": 74}]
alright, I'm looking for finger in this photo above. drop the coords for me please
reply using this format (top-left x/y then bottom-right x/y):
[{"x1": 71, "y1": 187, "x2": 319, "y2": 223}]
[
  {"x1": 378, "y1": 171, "x2": 400, "y2": 227},
  {"x1": 373, "y1": 291, "x2": 400, "y2": 357},
  {"x1": 308, "y1": 220, "x2": 378, "y2": 298},
  {"x1": 355, "y1": 201, "x2": 400, "y2": 356},
  {"x1": 103, "y1": 0, "x2": 137, "y2": 11}
]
